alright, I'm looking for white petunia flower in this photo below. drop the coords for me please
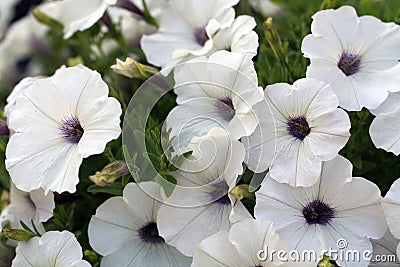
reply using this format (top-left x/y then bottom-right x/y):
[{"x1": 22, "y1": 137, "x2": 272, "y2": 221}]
[
  {"x1": 141, "y1": 0, "x2": 239, "y2": 70},
  {"x1": 210, "y1": 15, "x2": 258, "y2": 56},
  {"x1": 192, "y1": 218, "x2": 312, "y2": 267},
  {"x1": 255, "y1": 155, "x2": 387, "y2": 267},
  {"x1": 370, "y1": 230, "x2": 400, "y2": 266},
  {"x1": 302, "y1": 5, "x2": 400, "y2": 111},
  {"x1": 249, "y1": 0, "x2": 282, "y2": 16},
  {"x1": 243, "y1": 78, "x2": 350, "y2": 187},
  {"x1": 12, "y1": 230, "x2": 91, "y2": 267},
  {"x1": 382, "y1": 178, "x2": 400, "y2": 262},
  {"x1": 4, "y1": 76, "x2": 43, "y2": 118},
  {"x1": 38, "y1": 0, "x2": 117, "y2": 39},
  {"x1": 0, "y1": 182, "x2": 54, "y2": 236},
  {"x1": 5, "y1": 65, "x2": 122, "y2": 193},
  {"x1": 88, "y1": 181, "x2": 191, "y2": 267},
  {"x1": 157, "y1": 127, "x2": 251, "y2": 257},
  {"x1": 166, "y1": 50, "x2": 263, "y2": 153},
  {"x1": 369, "y1": 107, "x2": 400, "y2": 155}
]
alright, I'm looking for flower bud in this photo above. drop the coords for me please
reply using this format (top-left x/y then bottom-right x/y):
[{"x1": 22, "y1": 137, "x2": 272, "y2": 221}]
[
  {"x1": 230, "y1": 184, "x2": 255, "y2": 201},
  {"x1": 111, "y1": 57, "x2": 158, "y2": 79},
  {"x1": 33, "y1": 8, "x2": 63, "y2": 32},
  {"x1": 89, "y1": 161, "x2": 129, "y2": 186},
  {"x1": 2, "y1": 228, "x2": 36, "y2": 241}
]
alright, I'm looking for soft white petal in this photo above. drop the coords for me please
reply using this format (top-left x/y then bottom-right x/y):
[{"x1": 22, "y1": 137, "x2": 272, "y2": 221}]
[
  {"x1": 370, "y1": 110, "x2": 400, "y2": 155},
  {"x1": 158, "y1": 202, "x2": 233, "y2": 256}
]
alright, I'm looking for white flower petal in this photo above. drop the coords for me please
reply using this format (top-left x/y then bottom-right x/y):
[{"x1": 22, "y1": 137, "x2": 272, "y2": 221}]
[
  {"x1": 383, "y1": 178, "x2": 400, "y2": 240},
  {"x1": 12, "y1": 231, "x2": 89, "y2": 267},
  {"x1": 192, "y1": 231, "x2": 245, "y2": 267},
  {"x1": 370, "y1": 109, "x2": 400, "y2": 155}
]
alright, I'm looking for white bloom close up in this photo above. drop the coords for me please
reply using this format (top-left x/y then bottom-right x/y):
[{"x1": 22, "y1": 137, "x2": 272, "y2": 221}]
[
  {"x1": 5, "y1": 65, "x2": 122, "y2": 193},
  {"x1": 157, "y1": 127, "x2": 251, "y2": 257},
  {"x1": 88, "y1": 181, "x2": 191, "y2": 267},
  {"x1": 12, "y1": 231, "x2": 91, "y2": 267},
  {"x1": 141, "y1": 0, "x2": 239, "y2": 70},
  {"x1": 0, "y1": 182, "x2": 54, "y2": 235},
  {"x1": 166, "y1": 50, "x2": 263, "y2": 153},
  {"x1": 255, "y1": 155, "x2": 387, "y2": 267},
  {"x1": 302, "y1": 5, "x2": 400, "y2": 111},
  {"x1": 243, "y1": 78, "x2": 350, "y2": 187}
]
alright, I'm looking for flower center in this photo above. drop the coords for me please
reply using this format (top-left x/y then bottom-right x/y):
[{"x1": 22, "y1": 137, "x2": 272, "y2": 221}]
[
  {"x1": 138, "y1": 222, "x2": 165, "y2": 244},
  {"x1": 216, "y1": 194, "x2": 231, "y2": 205},
  {"x1": 59, "y1": 117, "x2": 84, "y2": 144},
  {"x1": 302, "y1": 199, "x2": 335, "y2": 225},
  {"x1": 219, "y1": 97, "x2": 234, "y2": 110},
  {"x1": 215, "y1": 96, "x2": 235, "y2": 122},
  {"x1": 338, "y1": 52, "x2": 361, "y2": 76},
  {"x1": 286, "y1": 116, "x2": 311, "y2": 140},
  {"x1": 194, "y1": 27, "x2": 208, "y2": 46}
]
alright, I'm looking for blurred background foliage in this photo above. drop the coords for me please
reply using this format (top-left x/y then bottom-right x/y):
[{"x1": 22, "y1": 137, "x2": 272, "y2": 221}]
[{"x1": 0, "y1": 0, "x2": 399, "y2": 265}]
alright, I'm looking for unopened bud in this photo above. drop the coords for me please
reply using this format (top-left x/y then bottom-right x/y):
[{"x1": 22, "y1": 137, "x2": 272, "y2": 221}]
[
  {"x1": 263, "y1": 17, "x2": 283, "y2": 56},
  {"x1": 67, "y1": 56, "x2": 84, "y2": 67},
  {"x1": 89, "y1": 161, "x2": 129, "y2": 186},
  {"x1": 84, "y1": 250, "x2": 100, "y2": 263},
  {"x1": 230, "y1": 184, "x2": 255, "y2": 201},
  {"x1": 320, "y1": 0, "x2": 336, "y2": 10},
  {"x1": 318, "y1": 255, "x2": 335, "y2": 267},
  {"x1": 33, "y1": 8, "x2": 63, "y2": 32},
  {"x1": 111, "y1": 57, "x2": 158, "y2": 79},
  {"x1": 2, "y1": 228, "x2": 36, "y2": 241}
]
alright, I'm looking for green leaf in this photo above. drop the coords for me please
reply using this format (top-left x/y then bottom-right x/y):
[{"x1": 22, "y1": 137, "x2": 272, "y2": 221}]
[
  {"x1": 87, "y1": 183, "x2": 124, "y2": 196},
  {"x1": 155, "y1": 174, "x2": 177, "y2": 197}
]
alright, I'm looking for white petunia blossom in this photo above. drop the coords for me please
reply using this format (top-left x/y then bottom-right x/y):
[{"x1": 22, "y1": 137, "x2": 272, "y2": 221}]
[
  {"x1": 302, "y1": 5, "x2": 400, "y2": 111},
  {"x1": 166, "y1": 50, "x2": 263, "y2": 153},
  {"x1": 141, "y1": 0, "x2": 239, "y2": 70},
  {"x1": 38, "y1": 0, "x2": 117, "y2": 39},
  {"x1": 249, "y1": 0, "x2": 282, "y2": 16},
  {"x1": 192, "y1": 218, "x2": 312, "y2": 267},
  {"x1": 243, "y1": 78, "x2": 350, "y2": 187},
  {"x1": 255, "y1": 155, "x2": 387, "y2": 267},
  {"x1": 369, "y1": 230, "x2": 400, "y2": 266},
  {"x1": 12, "y1": 231, "x2": 91, "y2": 267},
  {"x1": 157, "y1": 127, "x2": 251, "y2": 257},
  {"x1": 88, "y1": 181, "x2": 191, "y2": 267},
  {"x1": 0, "y1": 182, "x2": 54, "y2": 235},
  {"x1": 382, "y1": 178, "x2": 400, "y2": 262},
  {"x1": 5, "y1": 65, "x2": 122, "y2": 193},
  {"x1": 210, "y1": 15, "x2": 258, "y2": 56}
]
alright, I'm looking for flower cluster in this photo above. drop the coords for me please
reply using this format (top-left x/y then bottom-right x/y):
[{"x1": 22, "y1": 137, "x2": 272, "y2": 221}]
[{"x1": 0, "y1": 1, "x2": 400, "y2": 267}]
